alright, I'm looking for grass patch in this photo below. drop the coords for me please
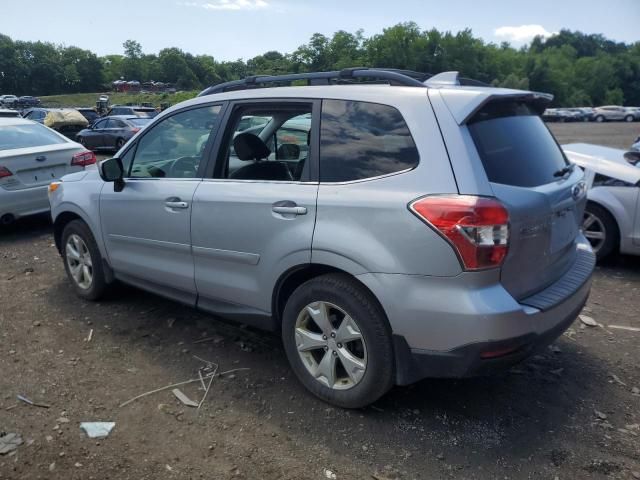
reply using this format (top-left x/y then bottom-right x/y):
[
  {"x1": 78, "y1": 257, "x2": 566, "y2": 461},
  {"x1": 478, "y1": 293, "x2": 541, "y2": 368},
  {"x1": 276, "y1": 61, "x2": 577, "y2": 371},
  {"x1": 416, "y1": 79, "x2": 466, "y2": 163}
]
[{"x1": 39, "y1": 91, "x2": 199, "y2": 109}]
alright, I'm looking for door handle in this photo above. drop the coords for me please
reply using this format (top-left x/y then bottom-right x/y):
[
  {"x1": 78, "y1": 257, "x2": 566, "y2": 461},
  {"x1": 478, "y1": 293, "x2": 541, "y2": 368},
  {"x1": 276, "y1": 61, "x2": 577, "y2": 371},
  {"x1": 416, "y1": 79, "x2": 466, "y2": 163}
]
[
  {"x1": 35, "y1": 155, "x2": 46, "y2": 162},
  {"x1": 272, "y1": 205, "x2": 307, "y2": 215},
  {"x1": 165, "y1": 200, "x2": 189, "y2": 209}
]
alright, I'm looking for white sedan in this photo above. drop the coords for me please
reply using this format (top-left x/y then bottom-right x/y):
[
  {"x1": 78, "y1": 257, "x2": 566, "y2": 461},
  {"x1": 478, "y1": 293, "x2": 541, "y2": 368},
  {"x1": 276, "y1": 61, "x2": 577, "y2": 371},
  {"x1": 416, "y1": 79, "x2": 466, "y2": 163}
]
[
  {"x1": 0, "y1": 117, "x2": 96, "y2": 225},
  {"x1": 563, "y1": 143, "x2": 640, "y2": 259}
]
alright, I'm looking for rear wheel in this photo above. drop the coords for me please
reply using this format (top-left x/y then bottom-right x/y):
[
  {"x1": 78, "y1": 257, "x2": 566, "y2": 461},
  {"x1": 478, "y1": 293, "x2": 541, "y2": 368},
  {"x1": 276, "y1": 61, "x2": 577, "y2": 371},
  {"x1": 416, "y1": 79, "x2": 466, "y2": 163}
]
[
  {"x1": 583, "y1": 203, "x2": 618, "y2": 260},
  {"x1": 61, "y1": 220, "x2": 109, "y2": 300},
  {"x1": 115, "y1": 137, "x2": 125, "y2": 150},
  {"x1": 281, "y1": 274, "x2": 394, "y2": 408},
  {"x1": 625, "y1": 115, "x2": 634, "y2": 123}
]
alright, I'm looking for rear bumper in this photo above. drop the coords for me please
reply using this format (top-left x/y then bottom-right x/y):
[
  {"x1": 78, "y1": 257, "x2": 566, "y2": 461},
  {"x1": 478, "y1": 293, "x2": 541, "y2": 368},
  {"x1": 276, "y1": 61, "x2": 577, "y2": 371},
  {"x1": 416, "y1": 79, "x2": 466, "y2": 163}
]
[
  {"x1": 356, "y1": 235, "x2": 595, "y2": 385},
  {"x1": 0, "y1": 185, "x2": 50, "y2": 219}
]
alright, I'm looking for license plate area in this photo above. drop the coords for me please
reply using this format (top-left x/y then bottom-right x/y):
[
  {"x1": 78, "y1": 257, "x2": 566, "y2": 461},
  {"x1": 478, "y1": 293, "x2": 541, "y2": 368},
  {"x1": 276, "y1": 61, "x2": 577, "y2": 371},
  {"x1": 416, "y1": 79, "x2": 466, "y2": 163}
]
[
  {"x1": 550, "y1": 206, "x2": 577, "y2": 254},
  {"x1": 17, "y1": 165, "x2": 67, "y2": 186}
]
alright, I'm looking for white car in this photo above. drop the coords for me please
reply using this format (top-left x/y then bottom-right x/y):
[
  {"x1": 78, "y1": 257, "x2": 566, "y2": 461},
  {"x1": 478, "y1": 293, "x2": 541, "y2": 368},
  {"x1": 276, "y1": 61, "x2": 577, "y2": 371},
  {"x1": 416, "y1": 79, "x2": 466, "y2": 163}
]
[
  {"x1": 563, "y1": 143, "x2": 640, "y2": 259},
  {"x1": 0, "y1": 117, "x2": 96, "y2": 225}
]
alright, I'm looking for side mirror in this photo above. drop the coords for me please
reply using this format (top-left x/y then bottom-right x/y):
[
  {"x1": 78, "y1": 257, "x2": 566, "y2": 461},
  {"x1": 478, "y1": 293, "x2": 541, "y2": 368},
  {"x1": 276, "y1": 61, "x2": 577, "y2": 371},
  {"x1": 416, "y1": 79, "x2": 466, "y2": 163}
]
[
  {"x1": 624, "y1": 151, "x2": 640, "y2": 166},
  {"x1": 99, "y1": 157, "x2": 125, "y2": 192}
]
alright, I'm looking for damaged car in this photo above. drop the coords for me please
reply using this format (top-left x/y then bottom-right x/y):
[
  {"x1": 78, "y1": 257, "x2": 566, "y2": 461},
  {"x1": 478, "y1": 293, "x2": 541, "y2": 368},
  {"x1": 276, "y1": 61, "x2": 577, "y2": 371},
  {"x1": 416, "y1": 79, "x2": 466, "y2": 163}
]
[{"x1": 563, "y1": 143, "x2": 640, "y2": 259}]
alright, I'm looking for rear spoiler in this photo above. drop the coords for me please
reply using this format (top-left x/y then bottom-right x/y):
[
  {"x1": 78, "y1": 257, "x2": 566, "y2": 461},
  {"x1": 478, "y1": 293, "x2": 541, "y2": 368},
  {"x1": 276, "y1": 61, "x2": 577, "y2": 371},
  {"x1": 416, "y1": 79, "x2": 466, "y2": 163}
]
[{"x1": 433, "y1": 87, "x2": 553, "y2": 125}]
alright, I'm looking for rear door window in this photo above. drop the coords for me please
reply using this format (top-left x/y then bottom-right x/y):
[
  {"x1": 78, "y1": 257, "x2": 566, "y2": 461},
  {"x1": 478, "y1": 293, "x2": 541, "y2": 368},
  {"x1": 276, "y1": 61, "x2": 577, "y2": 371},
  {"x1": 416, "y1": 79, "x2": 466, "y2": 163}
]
[
  {"x1": 320, "y1": 100, "x2": 419, "y2": 182},
  {"x1": 468, "y1": 102, "x2": 568, "y2": 188}
]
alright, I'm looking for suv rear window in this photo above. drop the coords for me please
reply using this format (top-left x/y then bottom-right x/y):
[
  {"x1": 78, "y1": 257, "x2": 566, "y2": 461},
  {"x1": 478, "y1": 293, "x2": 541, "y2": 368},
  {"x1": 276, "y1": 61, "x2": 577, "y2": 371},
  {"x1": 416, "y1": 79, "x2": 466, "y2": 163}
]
[
  {"x1": 468, "y1": 102, "x2": 568, "y2": 188},
  {"x1": 320, "y1": 100, "x2": 419, "y2": 182}
]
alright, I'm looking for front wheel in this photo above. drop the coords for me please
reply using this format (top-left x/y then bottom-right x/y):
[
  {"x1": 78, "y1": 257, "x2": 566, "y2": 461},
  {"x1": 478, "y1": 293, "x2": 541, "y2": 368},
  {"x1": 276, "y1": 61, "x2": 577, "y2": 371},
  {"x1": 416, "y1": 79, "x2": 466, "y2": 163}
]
[
  {"x1": 625, "y1": 115, "x2": 634, "y2": 123},
  {"x1": 115, "y1": 137, "x2": 126, "y2": 150},
  {"x1": 61, "y1": 220, "x2": 109, "y2": 300},
  {"x1": 595, "y1": 115, "x2": 605, "y2": 122},
  {"x1": 282, "y1": 274, "x2": 394, "y2": 408}
]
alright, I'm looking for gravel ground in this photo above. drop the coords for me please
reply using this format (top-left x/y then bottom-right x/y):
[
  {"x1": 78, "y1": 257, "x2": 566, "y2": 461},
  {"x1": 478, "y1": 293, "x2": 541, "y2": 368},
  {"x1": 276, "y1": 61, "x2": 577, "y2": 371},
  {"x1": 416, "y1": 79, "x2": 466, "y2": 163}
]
[{"x1": 1, "y1": 122, "x2": 639, "y2": 480}]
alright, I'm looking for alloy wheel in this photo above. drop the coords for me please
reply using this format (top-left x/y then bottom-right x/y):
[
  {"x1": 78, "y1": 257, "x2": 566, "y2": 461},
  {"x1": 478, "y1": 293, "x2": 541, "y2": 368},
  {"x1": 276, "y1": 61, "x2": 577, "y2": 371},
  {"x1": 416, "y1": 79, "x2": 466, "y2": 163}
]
[
  {"x1": 65, "y1": 234, "x2": 93, "y2": 289},
  {"x1": 583, "y1": 211, "x2": 606, "y2": 254},
  {"x1": 294, "y1": 301, "x2": 367, "y2": 390}
]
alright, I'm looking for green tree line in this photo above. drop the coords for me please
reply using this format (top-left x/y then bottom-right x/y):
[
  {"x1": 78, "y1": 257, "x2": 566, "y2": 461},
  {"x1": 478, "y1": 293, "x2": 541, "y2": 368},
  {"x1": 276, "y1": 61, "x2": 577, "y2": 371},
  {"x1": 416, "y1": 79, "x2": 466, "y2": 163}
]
[{"x1": 1, "y1": 24, "x2": 638, "y2": 106}]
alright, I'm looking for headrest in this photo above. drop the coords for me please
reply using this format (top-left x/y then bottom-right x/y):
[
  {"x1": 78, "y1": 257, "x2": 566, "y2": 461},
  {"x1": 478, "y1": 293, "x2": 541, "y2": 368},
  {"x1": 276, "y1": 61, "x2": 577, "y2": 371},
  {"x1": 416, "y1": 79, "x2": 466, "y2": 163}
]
[
  {"x1": 277, "y1": 143, "x2": 300, "y2": 160},
  {"x1": 233, "y1": 132, "x2": 271, "y2": 161}
]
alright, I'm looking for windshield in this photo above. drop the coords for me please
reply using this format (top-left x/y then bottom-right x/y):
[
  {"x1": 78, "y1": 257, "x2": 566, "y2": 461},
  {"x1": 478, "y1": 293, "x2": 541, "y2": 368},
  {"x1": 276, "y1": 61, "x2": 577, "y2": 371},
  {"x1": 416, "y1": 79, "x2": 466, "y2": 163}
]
[
  {"x1": 468, "y1": 102, "x2": 568, "y2": 187},
  {"x1": 0, "y1": 123, "x2": 67, "y2": 150}
]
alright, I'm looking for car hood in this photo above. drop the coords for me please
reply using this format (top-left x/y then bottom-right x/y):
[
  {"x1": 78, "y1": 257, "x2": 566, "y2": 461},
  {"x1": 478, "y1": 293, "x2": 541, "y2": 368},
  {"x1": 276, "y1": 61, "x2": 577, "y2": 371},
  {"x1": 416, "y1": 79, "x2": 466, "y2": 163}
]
[{"x1": 562, "y1": 143, "x2": 640, "y2": 186}]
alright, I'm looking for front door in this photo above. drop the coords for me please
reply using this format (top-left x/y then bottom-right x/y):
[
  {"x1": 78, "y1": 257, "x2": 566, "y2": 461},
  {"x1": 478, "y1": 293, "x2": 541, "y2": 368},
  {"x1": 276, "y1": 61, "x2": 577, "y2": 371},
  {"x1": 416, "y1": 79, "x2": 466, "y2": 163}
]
[
  {"x1": 191, "y1": 100, "x2": 319, "y2": 322},
  {"x1": 99, "y1": 103, "x2": 223, "y2": 304}
]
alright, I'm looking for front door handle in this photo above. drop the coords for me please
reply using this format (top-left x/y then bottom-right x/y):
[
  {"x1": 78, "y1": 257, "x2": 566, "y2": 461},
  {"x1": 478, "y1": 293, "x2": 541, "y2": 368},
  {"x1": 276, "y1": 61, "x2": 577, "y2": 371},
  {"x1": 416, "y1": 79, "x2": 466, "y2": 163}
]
[
  {"x1": 272, "y1": 206, "x2": 307, "y2": 215},
  {"x1": 165, "y1": 200, "x2": 189, "y2": 209},
  {"x1": 272, "y1": 201, "x2": 307, "y2": 216},
  {"x1": 35, "y1": 155, "x2": 46, "y2": 162}
]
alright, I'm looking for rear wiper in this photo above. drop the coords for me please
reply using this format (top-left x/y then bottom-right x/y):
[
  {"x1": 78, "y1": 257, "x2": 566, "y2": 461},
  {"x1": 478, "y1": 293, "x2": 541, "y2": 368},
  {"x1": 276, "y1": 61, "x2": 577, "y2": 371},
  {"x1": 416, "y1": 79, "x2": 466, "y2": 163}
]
[{"x1": 553, "y1": 164, "x2": 574, "y2": 177}]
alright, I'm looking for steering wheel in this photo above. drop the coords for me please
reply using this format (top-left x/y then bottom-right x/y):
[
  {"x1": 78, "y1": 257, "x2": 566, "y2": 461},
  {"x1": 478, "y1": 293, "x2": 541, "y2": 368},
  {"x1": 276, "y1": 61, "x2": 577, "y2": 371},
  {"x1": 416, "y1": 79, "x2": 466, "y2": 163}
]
[{"x1": 168, "y1": 156, "x2": 199, "y2": 178}]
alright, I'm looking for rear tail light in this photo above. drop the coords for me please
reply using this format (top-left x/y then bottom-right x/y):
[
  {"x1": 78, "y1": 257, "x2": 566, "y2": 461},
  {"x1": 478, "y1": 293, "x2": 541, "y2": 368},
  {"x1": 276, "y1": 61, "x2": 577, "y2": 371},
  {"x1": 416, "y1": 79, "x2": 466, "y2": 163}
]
[
  {"x1": 71, "y1": 151, "x2": 96, "y2": 167},
  {"x1": 0, "y1": 166, "x2": 13, "y2": 178},
  {"x1": 409, "y1": 195, "x2": 510, "y2": 271}
]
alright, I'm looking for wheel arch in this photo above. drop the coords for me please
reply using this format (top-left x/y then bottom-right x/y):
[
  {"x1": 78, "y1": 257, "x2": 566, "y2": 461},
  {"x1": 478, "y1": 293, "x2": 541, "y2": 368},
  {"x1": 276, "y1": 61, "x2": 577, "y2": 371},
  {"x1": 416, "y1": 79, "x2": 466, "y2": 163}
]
[
  {"x1": 53, "y1": 211, "x2": 84, "y2": 254},
  {"x1": 272, "y1": 263, "x2": 389, "y2": 328}
]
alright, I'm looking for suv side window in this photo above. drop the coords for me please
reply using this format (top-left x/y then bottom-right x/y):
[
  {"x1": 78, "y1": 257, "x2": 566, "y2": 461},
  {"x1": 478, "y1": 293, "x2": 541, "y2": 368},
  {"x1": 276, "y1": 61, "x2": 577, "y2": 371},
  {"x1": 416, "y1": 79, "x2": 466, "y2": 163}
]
[
  {"x1": 214, "y1": 103, "x2": 313, "y2": 182},
  {"x1": 319, "y1": 100, "x2": 419, "y2": 182},
  {"x1": 127, "y1": 105, "x2": 221, "y2": 179},
  {"x1": 94, "y1": 119, "x2": 108, "y2": 129}
]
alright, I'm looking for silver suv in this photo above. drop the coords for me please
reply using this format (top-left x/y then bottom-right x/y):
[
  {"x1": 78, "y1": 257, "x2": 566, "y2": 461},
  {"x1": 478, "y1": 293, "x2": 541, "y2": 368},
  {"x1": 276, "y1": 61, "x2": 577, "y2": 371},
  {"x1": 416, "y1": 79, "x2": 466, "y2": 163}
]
[{"x1": 49, "y1": 69, "x2": 595, "y2": 408}]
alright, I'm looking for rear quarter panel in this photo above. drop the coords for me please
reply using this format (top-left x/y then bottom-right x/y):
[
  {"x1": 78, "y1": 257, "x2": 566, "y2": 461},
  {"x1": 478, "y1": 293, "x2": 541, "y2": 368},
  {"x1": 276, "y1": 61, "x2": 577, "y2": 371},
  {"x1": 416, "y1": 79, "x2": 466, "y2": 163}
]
[{"x1": 313, "y1": 95, "x2": 462, "y2": 276}]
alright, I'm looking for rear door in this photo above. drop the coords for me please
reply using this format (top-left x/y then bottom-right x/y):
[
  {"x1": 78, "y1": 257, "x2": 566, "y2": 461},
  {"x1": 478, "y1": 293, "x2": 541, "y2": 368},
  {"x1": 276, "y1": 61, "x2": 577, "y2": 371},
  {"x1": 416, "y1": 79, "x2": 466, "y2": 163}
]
[
  {"x1": 465, "y1": 101, "x2": 587, "y2": 300},
  {"x1": 191, "y1": 100, "x2": 319, "y2": 321}
]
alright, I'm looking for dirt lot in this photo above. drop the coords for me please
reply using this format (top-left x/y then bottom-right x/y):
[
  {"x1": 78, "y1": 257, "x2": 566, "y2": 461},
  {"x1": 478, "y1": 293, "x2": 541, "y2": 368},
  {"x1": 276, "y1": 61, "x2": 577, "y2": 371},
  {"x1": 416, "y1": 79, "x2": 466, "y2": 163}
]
[{"x1": 1, "y1": 122, "x2": 639, "y2": 480}]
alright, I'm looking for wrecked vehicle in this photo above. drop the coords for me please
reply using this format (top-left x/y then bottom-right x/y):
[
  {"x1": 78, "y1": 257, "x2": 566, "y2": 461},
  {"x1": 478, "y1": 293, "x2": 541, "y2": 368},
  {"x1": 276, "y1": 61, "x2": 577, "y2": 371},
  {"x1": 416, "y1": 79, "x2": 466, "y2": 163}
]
[{"x1": 563, "y1": 143, "x2": 640, "y2": 259}]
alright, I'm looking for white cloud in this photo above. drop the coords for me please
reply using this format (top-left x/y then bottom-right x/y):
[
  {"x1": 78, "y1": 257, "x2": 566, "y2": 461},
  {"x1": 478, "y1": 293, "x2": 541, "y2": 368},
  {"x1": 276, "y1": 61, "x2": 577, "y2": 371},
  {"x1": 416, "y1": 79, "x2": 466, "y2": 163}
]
[
  {"x1": 179, "y1": 0, "x2": 269, "y2": 11},
  {"x1": 494, "y1": 24, "x2": 556, "y2": 44}
]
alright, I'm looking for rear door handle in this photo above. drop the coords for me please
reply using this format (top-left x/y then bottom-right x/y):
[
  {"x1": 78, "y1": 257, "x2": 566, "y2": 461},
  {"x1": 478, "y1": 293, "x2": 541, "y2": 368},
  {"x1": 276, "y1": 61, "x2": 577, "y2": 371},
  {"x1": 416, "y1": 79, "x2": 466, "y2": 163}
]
[
  {"x1": 165, "y1": 200, "x2": 189, "y2": 209},
  {"x1": 35, "y1": 155, "x2": 46, "y2": 162}
]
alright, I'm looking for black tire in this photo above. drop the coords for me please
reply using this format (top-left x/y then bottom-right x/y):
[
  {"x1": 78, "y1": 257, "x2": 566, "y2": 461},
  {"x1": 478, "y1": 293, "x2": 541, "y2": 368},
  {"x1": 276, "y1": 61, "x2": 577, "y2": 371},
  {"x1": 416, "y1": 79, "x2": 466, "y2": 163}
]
[
  {"x1": 595, "y1": 115, "x2": 605, "y2": 123},
  {"x1": 281, "y1": 273, "x2": 394, "y2": 408},
  {"x1": 625, "y1": 115, "x2": 634, "y2": 123},
  {"x1": 61, "y1": 220, "x2": 109, "y2": 300},
  {"x1": 115, "y1": 137, "x2": 125, "y2": 150},
  {"x1": 584, "y1": 203, "x2": 618, "y2": 260}
]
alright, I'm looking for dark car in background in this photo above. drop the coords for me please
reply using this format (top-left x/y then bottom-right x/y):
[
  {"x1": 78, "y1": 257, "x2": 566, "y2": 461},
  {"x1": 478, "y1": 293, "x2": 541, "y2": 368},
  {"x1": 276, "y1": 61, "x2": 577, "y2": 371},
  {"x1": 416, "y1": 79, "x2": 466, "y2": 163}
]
[
  {"x1": 76, "y1": 115, "x2": 151, "y2": 151},
  {"x1": 106, "y1": 105, "x2": 158, "y2": 118},
  {"x1": 18, "y1": 96, "x2": 40, "y2": 108}
]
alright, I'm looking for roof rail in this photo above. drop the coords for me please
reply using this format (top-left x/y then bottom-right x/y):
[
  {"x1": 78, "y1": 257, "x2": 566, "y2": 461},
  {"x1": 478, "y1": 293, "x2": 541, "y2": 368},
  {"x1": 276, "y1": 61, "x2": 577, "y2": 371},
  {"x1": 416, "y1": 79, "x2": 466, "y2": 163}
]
[{"x1": 197, "y1": 68, "x2": 430, "y2": 97}]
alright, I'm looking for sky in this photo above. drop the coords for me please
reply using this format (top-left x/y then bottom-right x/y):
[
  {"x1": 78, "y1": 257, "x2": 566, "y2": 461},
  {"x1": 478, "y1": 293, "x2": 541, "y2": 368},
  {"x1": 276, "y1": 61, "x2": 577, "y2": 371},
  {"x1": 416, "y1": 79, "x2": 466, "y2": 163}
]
[{"x1": 1, "y1": 0, "x2": 638, "y2": 60}]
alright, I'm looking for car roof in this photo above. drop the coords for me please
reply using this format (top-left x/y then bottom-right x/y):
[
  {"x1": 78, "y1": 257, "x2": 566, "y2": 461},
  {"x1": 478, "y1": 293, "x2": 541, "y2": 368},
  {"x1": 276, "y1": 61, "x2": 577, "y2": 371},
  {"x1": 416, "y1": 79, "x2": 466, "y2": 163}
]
[{"x1": 177, "y1": 83, "x2": 546, "y2": 126}]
